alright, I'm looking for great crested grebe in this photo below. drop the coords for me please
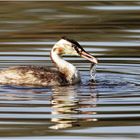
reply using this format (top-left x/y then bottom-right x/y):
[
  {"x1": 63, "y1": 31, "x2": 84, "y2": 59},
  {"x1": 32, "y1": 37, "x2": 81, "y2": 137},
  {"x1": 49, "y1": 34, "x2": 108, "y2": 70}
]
[{"x1": 0, "y1": 37, "x2": 98, "y2": 86}]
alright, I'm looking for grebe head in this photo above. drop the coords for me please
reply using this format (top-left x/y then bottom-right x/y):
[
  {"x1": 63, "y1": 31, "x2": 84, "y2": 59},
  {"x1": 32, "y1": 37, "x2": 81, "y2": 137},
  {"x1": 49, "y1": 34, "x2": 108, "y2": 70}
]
[{"x1": 52, "y1": 37, "x2": 98, "y2": 64}]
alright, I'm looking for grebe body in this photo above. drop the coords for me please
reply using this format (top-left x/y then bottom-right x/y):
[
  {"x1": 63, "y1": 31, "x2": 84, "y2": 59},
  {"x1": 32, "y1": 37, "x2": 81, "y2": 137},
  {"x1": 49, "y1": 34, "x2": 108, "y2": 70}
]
[{"x1": 0, "y1": 37, "x2": 97, "y2": 86}]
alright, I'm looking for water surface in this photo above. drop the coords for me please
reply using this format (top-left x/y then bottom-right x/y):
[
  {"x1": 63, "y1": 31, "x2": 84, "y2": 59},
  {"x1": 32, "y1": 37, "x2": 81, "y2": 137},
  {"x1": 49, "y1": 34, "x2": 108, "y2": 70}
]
[{"x1": 0, "y1": 1, "x2": 140, "y2": 139}]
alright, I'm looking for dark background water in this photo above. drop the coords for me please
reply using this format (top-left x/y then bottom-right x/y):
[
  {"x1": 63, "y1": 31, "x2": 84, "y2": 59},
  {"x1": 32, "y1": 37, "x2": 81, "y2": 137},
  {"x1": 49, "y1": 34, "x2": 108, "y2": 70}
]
[{"x1": 0, "y1": 1, "x2": 140, "y2": 140}]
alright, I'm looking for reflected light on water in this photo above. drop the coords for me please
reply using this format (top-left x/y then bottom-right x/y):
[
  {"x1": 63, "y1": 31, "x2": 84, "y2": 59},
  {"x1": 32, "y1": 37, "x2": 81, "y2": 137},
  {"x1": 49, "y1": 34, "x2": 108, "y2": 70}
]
[
  {"x1": 87, "y1": 6, "x2": 140, "y2": 11},
  {"x1": 0, "y1": 1, "x2": 139, "y2": 139},
  {"x1": 0, "y1": 41, "x2": 140, "y2": 47}
]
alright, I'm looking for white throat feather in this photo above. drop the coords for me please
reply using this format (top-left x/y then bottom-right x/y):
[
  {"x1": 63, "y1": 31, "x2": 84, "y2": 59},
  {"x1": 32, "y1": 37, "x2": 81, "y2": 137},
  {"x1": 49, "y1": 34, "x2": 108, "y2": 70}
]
[{"x1": 51, "y1": 50, "x2": 80, "y2": 84}]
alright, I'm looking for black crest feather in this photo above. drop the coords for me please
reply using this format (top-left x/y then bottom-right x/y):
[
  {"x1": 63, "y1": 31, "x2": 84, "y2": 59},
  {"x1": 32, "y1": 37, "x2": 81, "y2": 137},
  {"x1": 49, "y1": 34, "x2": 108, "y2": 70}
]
[{"x1": 61, "y1": 36, "x2": 85, "y2": 52}]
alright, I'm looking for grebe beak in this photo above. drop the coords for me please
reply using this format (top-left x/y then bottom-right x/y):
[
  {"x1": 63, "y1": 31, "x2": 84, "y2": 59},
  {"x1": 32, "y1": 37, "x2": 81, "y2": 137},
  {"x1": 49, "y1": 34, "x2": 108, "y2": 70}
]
[{"x1": 80, "y1": 51, "x2": 98, "y2": 64}]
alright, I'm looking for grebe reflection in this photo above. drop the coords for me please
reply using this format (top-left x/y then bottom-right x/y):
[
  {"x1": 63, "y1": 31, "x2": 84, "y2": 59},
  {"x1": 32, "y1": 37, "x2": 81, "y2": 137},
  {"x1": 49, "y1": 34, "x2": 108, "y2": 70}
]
[{"x1": 50, "y1": 86, "x2": 98, "y2": 129}]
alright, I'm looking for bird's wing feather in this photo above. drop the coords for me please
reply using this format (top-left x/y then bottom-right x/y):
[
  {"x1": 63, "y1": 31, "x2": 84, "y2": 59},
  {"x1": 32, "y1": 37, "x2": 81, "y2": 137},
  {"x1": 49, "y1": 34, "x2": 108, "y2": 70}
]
[{"x1": 0, "y1": 66, "x2": 67, "y2": 86}]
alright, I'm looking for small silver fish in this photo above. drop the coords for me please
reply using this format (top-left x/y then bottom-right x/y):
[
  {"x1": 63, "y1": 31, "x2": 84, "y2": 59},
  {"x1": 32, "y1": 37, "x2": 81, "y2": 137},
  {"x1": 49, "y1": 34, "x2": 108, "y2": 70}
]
[{"x1": 90, "y1": 63, "x2": 96, "y2": 81}]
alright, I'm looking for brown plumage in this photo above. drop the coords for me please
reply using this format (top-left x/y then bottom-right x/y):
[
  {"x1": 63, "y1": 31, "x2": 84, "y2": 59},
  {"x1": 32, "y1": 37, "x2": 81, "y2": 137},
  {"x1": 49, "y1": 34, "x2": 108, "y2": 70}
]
[{"x1": 0, "y1": 66, "x2": 68, "y2": 86}]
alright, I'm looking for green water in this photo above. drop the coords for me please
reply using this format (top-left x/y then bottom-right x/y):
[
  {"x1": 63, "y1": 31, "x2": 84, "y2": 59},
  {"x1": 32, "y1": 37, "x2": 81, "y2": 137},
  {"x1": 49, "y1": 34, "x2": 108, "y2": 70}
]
[{"x1": 0, "y1": 1, "x2": 139, "y2": 140}]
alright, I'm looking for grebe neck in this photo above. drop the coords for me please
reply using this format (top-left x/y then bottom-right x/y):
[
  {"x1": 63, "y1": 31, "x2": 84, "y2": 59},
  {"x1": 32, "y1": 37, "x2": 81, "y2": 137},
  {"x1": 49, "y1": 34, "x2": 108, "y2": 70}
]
[{"x1": 51, "y1": 50, "x2": 80, "y2": 84}]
